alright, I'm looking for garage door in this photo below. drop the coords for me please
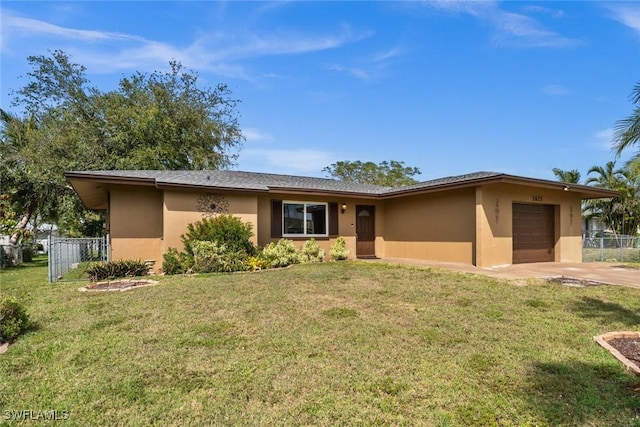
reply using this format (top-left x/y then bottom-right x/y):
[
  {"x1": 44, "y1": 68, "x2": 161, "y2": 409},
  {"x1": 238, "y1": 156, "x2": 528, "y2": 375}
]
[{"x1": 512, "y1": 203, "x2": 555, "y2": 264}]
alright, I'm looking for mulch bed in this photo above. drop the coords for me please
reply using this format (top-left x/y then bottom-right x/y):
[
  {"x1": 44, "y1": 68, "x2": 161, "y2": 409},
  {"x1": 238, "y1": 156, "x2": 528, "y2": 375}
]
[
  {"x1": 79, "y1": 279, "x2": 158, "y2": 292},
  {"x1": 608, "y1": 337, "x2": 640, "y2": 366}
]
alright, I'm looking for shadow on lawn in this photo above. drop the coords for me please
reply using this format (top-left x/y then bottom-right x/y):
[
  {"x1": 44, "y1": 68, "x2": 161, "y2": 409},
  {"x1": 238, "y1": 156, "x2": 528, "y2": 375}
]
[
  {"x1": 571, "y1": 296, "x2": 640, "y2": 327},
  {"x1": 526, "y1": 360, "x2": 640, "y2": 425},
  {"x1": 3, "y1": 256, "x2": 48, "y2": 270}
]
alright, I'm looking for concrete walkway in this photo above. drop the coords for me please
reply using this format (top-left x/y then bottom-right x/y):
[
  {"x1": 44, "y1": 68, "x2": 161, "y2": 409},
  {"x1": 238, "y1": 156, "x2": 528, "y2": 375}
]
[{"x1": 369, "y1": 258, "x2": 640, "y2": 289}]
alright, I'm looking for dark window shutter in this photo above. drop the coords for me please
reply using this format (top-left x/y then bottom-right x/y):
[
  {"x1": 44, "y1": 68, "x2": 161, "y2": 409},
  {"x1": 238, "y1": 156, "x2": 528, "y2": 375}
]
[
  {"x1": 329, "y1": 202, "x2": 338, "y2": 236},
  {"x1": 271, "y1": 200, "x2": 282, "y2": 238}
]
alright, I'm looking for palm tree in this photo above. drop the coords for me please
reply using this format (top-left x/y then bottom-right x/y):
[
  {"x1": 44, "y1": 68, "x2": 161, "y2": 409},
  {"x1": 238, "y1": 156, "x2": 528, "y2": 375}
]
[
  {"x1": 585, "y1": 161, "x2": 639, "y2": 240},
  {"x1": 552, "y1": 168, "x2": 581, "y2": 184},
  {"x1": 613, "y1": 81, "x2": 640, "y2": 156}
]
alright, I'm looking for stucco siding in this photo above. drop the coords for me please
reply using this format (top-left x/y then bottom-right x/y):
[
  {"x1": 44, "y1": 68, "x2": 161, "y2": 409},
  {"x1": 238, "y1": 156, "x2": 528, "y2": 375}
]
[
  {"x1": 163, "y1": 190, "x2": 258, "y2": 255},
  {"x1": 257, "y1": 194, "x2": 383, "y2": 259},
  {"x1": 383, "y1": 189, "x2": 476, "y2": 264},
  {"x1": 109, "y1": 186, "x2": 163, "y2": 265},
  {"x1": 476, "y1": 183, "x2": 583, "y2": 266}
]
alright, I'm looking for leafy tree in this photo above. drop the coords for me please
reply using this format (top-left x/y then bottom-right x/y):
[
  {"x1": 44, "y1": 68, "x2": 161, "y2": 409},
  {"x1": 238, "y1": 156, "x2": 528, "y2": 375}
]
[
  {"x1": 2, "y1": 50, "x2": 244, "y2": 238},
  {"x1": 0, "y1": 109, "x2": 69, "y2": 244},
  {"x1": 552, "y1": 168, "x2": 581, "y2": 184},
  {"x1": 323, "y1": 160, "x2": 421, "y2": 187}
]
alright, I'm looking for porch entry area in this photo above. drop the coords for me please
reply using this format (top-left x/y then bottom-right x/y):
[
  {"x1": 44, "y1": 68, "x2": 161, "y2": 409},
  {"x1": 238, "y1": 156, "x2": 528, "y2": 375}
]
[{"x1": 356, "y1": 205, "x2": 376, "y2": 258}]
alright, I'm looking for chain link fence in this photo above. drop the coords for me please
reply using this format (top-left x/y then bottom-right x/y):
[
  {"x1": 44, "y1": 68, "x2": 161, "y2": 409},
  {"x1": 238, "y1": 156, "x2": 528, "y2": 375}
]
[
  {"x1": 582, "y1": 232, "x2": 640, "y2": 263},
  {"x1": 48, "y1": 235, "x2": 109, "y2": 283}
]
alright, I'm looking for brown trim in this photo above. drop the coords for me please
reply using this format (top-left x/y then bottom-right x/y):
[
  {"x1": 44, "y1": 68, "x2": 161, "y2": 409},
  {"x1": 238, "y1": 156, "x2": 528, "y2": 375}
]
[
  {"x1": 271, "y1": 199, "x2": 282, "y2": 238},
  {"x1": 329, "y1": 202, "x2": 339, "y2": 236},
  {"x1": 66, "y1": 171, "x2": 618, "y2": 203},
  {"x1": 381, "y1": 174, "x2": 618, "y2": 200},
  {"x1": 66, "y1": 173, "x2": 157, "y2": 187},
  {"x1": 156, "y1": 182, "x2": 267, "y2": 193}
]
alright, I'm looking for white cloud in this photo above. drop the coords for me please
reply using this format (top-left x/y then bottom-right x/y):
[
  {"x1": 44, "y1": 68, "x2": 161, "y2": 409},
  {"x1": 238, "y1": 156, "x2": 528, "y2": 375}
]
[
  {"x1": 326, "y1": 64, "x2": 370, "y2": 80},
  {"x1": 0, "y1": 10, "x2": 370, "y2": 79},
  {"x1": 594, "y1": 128, "x2": 614, "y2": 150},
  {"x1": 371, "y1": 46, "x2": 406, "y2": 63},
  {"x1": 605, "y1": 4, "x2": 640, "y2": 35},
  {"x1": 424, "y1": 1, "x2": 581, "y2": 48},
  {"x1": 241, "y1": 148, "x2": 335, "y2": 174},
  {"x1": 242, "y1": 128, "x2": 273, "y2": 143},
  {"x1": 3, "y1": 13, "x2": 144, "y2": 43}
]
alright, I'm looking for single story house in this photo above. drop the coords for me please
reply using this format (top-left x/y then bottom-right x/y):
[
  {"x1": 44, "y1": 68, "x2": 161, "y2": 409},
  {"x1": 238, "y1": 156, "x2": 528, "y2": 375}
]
[{"x1": 66, "y1": 170, "x2": 617, "y2": 272}]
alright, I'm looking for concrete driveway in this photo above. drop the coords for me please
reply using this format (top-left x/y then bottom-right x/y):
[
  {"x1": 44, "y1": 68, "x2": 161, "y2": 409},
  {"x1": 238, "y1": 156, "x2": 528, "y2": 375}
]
[{"x1": 375, "y1": 258, "x2": 639, "y2": 289}]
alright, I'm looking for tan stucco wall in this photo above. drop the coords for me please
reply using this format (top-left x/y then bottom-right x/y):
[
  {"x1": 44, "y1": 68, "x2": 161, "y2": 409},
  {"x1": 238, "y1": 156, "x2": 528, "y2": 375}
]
[
  {"x1": 105, "y1": 181, "x2": 585, "y2": 271},
  {"x1": 109, "y1": 186, "x2": 163, "y2": 265},
  {"x1": 162, "y1": 190, "x2": 258, "y2": 255},
  {"x1": 257, "y1": 194, "x2": 383, "y2": 259},
  {"x1": 475, "y1": 183, "x2": 583, "y2": 267},
  {"x1": 382, "y1": 188, "x2": 476, "y2": 264}
]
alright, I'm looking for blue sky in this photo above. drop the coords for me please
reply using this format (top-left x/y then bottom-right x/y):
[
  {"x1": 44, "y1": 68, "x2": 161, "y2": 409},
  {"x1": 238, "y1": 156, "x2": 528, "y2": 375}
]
[{"x1": 2, "y1": 1, "x2": 639, "y2": 181}]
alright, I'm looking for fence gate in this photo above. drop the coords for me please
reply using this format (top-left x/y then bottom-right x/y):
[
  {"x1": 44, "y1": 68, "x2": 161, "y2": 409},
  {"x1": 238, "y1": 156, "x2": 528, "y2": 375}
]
[{"x1": 48, "y1": 235, "x2": 109, "y2": 283}]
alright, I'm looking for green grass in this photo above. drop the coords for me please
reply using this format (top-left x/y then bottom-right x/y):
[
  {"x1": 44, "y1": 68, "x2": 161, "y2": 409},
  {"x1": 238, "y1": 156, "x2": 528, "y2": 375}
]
[{"x1": 1, "y1": 258, "x2": 639, "y2": 426}]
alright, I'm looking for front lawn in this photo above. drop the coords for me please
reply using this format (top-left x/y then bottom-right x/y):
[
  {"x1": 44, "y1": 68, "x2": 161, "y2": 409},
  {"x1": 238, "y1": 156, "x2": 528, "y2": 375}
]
[{"x1": 1, "y1": 260, "x2": 639, "y2": 426}]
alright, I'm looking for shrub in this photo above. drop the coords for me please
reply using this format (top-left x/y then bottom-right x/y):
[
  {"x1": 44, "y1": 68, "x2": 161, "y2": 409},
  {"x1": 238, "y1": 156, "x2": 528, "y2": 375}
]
[
  {"x1": 245, "y1": 255, "x2": 269, "y2": 271},
  {"x1": 0, "y1": 296, "x2": 31, "y2": 344},
  {"x1": 162, "y1": 247, "x2": 188, "y2": 275},
  {"x1": 329, "y1": 236, "x2": 350, "y2": 261},
  {"x1": 262, "y1": 239, "x2": 301, "y2": 268},
  {"x1": 86, "y1": 260, "x2": 149, "y2": 282},
  {"x1": 182, "y1": 214, "x2": 256, "y2": 258},
  {"x1": 191, "y1": 240, "x2": 247, "y2": 273},
  {"x1": 301, "y1": 238, "x2": 325, "y2": 263}
]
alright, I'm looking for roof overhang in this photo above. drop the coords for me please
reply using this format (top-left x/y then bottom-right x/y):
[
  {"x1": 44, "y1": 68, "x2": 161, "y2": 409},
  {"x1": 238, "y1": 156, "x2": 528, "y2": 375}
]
[
  {"x1": 66, "y1": 170, "x2": 619, "y2": 211},
  {"x1": 66, "y1": 172, "x2": 156, "y2": 210},
  {"x1": 380, "y1": 173, "x2": 619, "y2": 200}
]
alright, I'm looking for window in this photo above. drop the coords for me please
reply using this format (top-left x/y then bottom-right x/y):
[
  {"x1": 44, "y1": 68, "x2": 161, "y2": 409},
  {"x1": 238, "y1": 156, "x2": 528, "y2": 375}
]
[
  {"x1": 271, "y1": 200, "x2": 338, "y2": 238},
  {"x1": 283, "y1": 202, "x2": 328, "y2": 237}
]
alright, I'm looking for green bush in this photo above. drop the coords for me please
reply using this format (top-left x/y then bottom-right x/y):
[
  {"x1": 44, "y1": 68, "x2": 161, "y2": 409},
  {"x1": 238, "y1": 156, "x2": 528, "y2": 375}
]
[
  {"x1": 162, "y1": 247, "x2": 188, "y2": 275},
  {"x1": 182, "y1": 215, "x2": 256, "y2": 258},
  {"x1": 301, "y1": 238, "x2": 325, "y2": 263},
  {"x1": 329, "y1": 236, "x2": 350, "y2": 261},
  {"x1": 191, "y1": 240, "x2": 247, "y2": 273},
  {"x1": 262, "y1": 239, "x2": 301, "y2": 268},
  {"x1": 163, "y1": 215, "x2": 257, "y2": 275},
  {"x1": 0, "y1": 296, "x2": 31, "y2": 344},
  {"x1": 86, "y1": 260, "x2": 149, "y2": 282}
]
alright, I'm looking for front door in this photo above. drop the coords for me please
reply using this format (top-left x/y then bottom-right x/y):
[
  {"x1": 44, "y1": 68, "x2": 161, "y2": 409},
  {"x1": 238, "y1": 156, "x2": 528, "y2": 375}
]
[{"x1": 356, "y1": 205, "x2": 376, "y2": 258}]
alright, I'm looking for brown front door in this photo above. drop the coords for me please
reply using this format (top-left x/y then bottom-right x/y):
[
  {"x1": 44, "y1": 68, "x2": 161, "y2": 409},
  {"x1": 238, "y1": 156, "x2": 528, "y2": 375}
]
[
  {"x1": 356, "y1": 205, "x2": 376, "y2": 258},
  {"x1": 512, "y1": 203, "x2": 556, "y2": 263}
]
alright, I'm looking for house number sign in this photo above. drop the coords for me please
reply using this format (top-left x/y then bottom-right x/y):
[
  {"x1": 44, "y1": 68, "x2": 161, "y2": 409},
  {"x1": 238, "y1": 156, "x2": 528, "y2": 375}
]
[{"x1": 532, "y1": 195, "x2": 543, "y2": 202}]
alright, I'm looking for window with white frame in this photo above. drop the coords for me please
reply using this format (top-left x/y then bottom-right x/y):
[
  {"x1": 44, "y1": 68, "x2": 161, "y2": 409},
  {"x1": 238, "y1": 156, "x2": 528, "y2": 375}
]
[{"x1": 283, "y1": 201, "x2": 328, "y2": 237}]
